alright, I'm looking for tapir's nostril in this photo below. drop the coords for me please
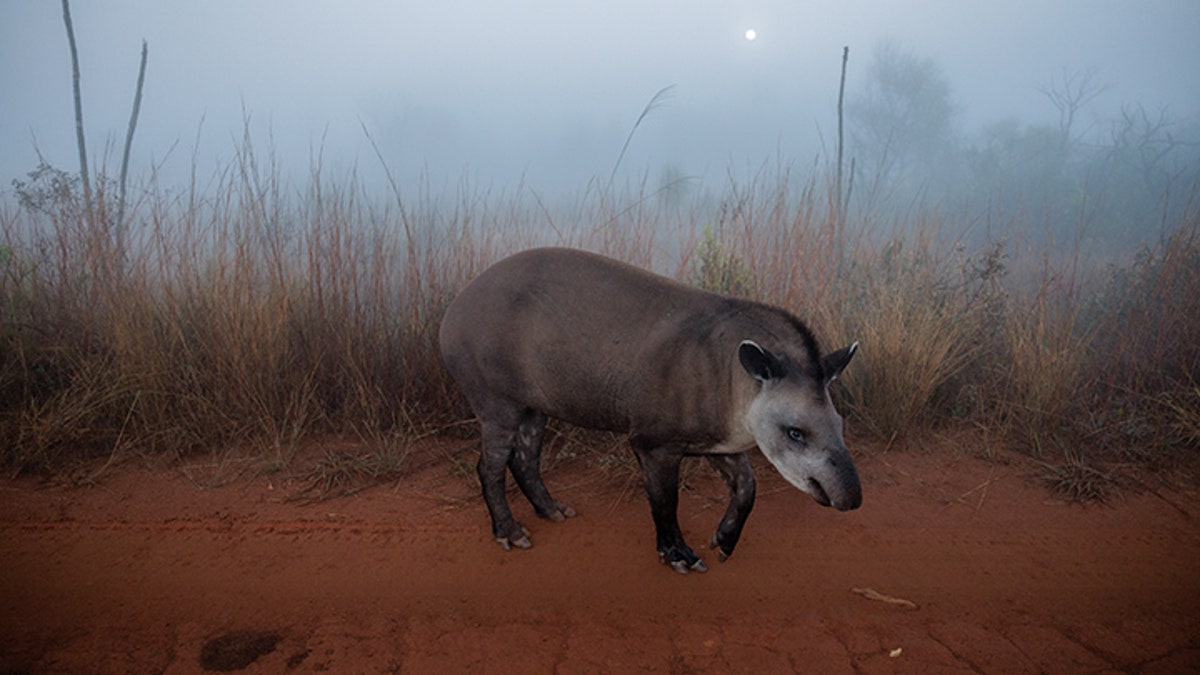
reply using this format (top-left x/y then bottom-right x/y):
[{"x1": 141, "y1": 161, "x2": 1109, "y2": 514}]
[
  {"x1": 843, "y1": 489, "x2": 863, "y2": 511},
  {"x1": 807, "y1": 478, "x2": 832, "y2": 507}
]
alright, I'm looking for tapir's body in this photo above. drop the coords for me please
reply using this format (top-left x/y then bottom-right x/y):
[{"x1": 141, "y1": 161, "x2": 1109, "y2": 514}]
[{"x1": 439, "y1": 247, "x2": 861, "y2": 572}]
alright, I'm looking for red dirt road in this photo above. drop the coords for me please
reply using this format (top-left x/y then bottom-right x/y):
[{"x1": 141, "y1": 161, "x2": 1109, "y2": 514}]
[{"x1": 2, "y1": 442, "x2": 1198, "y2": 674}]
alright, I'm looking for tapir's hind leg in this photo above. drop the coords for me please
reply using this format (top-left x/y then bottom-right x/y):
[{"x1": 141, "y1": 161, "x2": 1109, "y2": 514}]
[
  {"x1": 477, "y1": 416, "x2": 531, "y2": 550},
  {"x1": 477, "y1": 408, "x2": 574, "y2": 551},
  {"x1": 508, "y1": 411, "x2": 576, "y2": 521}
]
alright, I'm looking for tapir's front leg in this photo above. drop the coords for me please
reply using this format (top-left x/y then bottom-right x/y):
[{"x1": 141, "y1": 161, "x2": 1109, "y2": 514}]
[
  {"x1": 632, "y1": 445, "x2": 707, "y2": 574},
  {"x1": 706, "y1": 452, "x2": 756, "y2": 561}
]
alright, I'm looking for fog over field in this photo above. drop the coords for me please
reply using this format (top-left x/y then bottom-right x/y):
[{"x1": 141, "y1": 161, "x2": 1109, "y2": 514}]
[
  {"x1": 3, "y1": 1, "x2": 1198, "y2": 205},
  {"x1": 1, "y1": 1, "x2": 1198, "y2": 495}
]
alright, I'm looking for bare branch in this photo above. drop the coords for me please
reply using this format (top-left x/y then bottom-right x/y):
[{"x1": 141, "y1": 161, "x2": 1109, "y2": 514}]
[{"x1": 1039, "y1": 67, "x2": 1110, "y2": 140}]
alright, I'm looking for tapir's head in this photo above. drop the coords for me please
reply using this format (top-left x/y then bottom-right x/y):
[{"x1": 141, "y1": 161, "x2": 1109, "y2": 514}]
[{"x1": 739, "y1": 339, "x2": 862, "y2": 511}]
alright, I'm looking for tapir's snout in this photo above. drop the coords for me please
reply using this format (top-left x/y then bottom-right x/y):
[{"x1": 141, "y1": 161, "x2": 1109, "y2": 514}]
[
  {"x1": 758, "y1": 442, "x2": 864, "y2": 512},
  {"x1": 835, "y1": 478, "x2": 863, "y2": 511},
  {"x1": 812, "y1": 453, "x2": 862, "y2": 511}
]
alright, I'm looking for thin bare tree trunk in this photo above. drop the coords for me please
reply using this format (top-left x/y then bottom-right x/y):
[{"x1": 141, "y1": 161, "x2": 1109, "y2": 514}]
[
  {"x1": 61, "y1": 0, "x2": 93, "y2": 229},
  {"x1": 835, "y1": 46, "x2": 849, "y2": 272},
  {"x1": 116, "y1": 39, "x2": 149, "y2": 260}
]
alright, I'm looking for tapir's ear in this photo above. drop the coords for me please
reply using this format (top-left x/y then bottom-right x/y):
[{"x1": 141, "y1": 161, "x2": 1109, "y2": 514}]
[
  {"x1": 822, "y1": 341, "x2": 859, "y2": 383},
  {"x1": 739, "y1": 340, "x2": 782, "y2": 382}
]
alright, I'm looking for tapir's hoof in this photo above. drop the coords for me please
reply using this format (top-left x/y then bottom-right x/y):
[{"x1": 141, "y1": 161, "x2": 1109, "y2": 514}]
[
  {"x1": 542, "y1": 502, "x2": 577, "y2": 522},
  {"x1": 496, "y1": 526, "x2": 531, "y2": 550},
  {"x1": 659, "y1": 549, "x2": 707, "y2": 574},
  {"x1": 668, "y1": 558, "x2": 708, "y2": 574},
  {"x1": 708, "y1": 534, "x2": 732, "y2": 562}
]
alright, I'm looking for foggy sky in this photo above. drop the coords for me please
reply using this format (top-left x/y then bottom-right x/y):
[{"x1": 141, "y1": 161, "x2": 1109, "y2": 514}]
[{"x1": 2, "y1": 1, "x2": 1198, "y2": 196}]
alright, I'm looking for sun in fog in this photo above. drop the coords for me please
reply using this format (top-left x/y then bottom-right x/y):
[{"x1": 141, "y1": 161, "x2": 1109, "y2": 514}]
[{"x1": 744, "y1": 28, "x2": 757, "y2": 41}]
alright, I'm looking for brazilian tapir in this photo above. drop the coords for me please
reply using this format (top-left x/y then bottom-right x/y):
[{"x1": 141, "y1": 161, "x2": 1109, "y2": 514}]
[{"x1": 438, "y1": 247, "x2": 861, "y2": 573}]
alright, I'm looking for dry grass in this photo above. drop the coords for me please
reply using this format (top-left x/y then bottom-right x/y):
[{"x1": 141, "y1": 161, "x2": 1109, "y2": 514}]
[
  {"x1": 999, "y1": 261, "x2": 1095, "y2": 454},
  {"x1": 1038, "y1": 453, "x2": 1121, "y2": 503},
  {"x1": 817, "y1": 231, "x2": 1002, "y2": 439},
  {"x1": 1, "y1": 148, "x2": 1197, "y2": 492},
  {"x1": 0, "y1": 152, "x2": 496, "y2": 475},
  {"x1": 292, "y1": 444, "x2": 410, "y2": 503}
]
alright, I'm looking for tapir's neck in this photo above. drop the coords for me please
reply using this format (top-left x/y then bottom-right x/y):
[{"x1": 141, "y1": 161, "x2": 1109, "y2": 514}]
[{"x1": 703, "y1": 358, "x2": 758, "y2": 455}]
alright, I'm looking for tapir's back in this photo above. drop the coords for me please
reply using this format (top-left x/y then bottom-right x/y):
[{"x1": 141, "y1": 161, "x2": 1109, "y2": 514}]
[{"x1": 439, "y1": 247, "x2": 731, "y2": 432}]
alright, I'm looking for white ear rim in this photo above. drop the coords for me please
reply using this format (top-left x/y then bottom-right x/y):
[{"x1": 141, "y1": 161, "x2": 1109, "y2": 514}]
[
  {"x1": 738, "y1": 340, "x2": 775, "y2": 382},
  {"x1": 826, "y1": 341, "x2": 859, "y2": 384}
]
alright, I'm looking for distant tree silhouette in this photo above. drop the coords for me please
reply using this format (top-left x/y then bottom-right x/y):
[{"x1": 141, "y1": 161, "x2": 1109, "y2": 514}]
[{"x1": 847, "y1": 40, "x2": 955, "y2": 211}]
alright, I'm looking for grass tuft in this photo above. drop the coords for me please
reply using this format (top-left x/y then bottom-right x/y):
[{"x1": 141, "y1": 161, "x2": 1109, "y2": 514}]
[
  {"x1": 293, "y1": 442, "x2": 410, "y2": 503},
  {"x1": 1038, "y1": 455, "x2": 1120, "y2": 504}
]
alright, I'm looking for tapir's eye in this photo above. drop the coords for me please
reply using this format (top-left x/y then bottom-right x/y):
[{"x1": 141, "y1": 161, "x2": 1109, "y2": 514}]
[{"x1": 786, "y1": 427, "x2": 808, "y2": 444}]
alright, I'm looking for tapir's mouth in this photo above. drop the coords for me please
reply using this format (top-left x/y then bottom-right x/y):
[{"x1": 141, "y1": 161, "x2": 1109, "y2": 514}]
[
  {"x1": 808, "y1": 477, "x2": 864, "y2": 511},
  {"x1": 807, "y1": 478, "x2": 832, "y2": 507}
]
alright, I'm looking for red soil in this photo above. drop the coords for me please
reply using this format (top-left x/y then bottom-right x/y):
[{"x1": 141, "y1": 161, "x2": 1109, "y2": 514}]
[{"x1": 2, "y1": 439, "x2": 1197, "y2": 674}]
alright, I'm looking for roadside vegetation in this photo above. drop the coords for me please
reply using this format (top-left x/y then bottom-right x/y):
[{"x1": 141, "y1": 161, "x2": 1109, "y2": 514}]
[
  {"x1": 3, "y1": 32, "x2": 1197, "y2": 500},
  {"x1": 1, "y1": 144, "x2": 1196, "y2": 500}
]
